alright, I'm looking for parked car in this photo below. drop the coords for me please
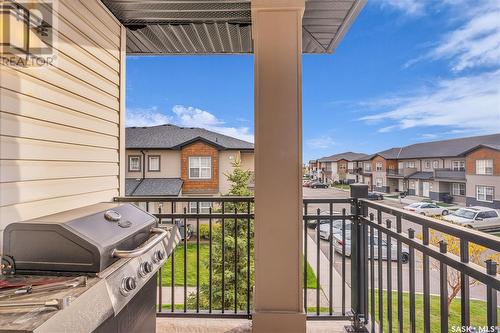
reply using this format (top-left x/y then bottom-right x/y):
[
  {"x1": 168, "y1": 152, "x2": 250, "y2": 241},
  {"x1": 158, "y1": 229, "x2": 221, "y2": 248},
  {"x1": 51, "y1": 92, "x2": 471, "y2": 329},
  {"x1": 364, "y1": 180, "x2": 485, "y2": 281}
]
[
  {"x1": 443, "y1": 206, "x2": 500, "y2": 230},
  {"x1": 317, "y1": 220, "x2": 352, "y2": 241},
  {"x1": 403, "y1": 202, "x2": 449, "y2": 216},
  {"x1": 303, "y1": 180, "x2": 312, "y2": 187},
  {"x1": 306, "y1": 210, "x2": 341, "y2": 229},
  {"x1": 367, "y1": 192, "x2": 384, "y2": 200},
  {"x1": 310, "y1": 181, "x2": 329, "y2": 189},
  {"x1": 332, "y1": 231, "x2": 409, "y2": 263}
]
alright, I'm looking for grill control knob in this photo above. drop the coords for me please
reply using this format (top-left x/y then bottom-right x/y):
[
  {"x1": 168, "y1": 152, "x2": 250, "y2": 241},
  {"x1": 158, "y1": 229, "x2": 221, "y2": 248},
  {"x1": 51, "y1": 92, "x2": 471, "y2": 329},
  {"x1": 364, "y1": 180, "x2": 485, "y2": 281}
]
[
  {"x1": 153, "y1": 250, "x2": 166, "y2": 263},
  {"x1": 139, "y1": 261, "x2": 153, "y2": 277},
  {"x1": 121, "y1": 277, "x2": 137, "y2": 294}
]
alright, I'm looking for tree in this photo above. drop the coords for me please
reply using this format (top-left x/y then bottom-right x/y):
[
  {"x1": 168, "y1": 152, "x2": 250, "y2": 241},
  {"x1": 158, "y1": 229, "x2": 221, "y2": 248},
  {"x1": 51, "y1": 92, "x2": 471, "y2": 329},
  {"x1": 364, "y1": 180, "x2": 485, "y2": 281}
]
[
  {"x1": 188, "y1": 160, "x2": 254, "y2": 311},
  {"x1": 427, "y1": 230, "x2": 500, "y2": 312}
]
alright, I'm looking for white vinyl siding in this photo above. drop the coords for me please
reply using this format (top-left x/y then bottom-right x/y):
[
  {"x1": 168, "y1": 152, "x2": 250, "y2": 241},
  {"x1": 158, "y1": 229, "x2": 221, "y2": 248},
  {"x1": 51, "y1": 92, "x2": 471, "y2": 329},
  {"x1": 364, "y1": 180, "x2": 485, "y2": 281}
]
[
  {"x1": 189, "y1": 156, "x2": 212, "y2": 179},
  {"x1": 452, "y1": 183, "x2": 465, "y2": 196},
  {"x1": 476, "y1": 160, "x2": 493, "y2": 175},
  {"x1": 477, "y1": 186, "x2": 494, "y2": 202},
  {"x1": 0, "y1": 1, "x2": 124, "y2": 239}
]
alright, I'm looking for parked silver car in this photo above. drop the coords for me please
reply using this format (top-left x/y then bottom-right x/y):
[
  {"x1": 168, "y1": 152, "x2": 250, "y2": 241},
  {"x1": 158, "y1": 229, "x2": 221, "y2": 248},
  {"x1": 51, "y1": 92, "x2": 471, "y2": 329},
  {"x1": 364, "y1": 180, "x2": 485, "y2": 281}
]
[
  {"x1": 332, "y1": 231, "x2": 409, "y2": 263},
  {"x1": 318, "y1": 220, "x2": 352, "y2": 241},
  {"x1": 443, "y1": 206, "x2": 500, "y2": 231}
]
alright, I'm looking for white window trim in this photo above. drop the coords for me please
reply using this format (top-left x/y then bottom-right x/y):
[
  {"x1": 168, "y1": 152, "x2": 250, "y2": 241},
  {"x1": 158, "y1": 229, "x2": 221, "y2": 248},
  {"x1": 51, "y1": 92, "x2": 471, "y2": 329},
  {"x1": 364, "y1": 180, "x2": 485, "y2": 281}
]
[
  {"x1": 129, "y1": 156, "x2": 141, "y2": 172},
  {"x1": 452, "y1": 160, "x2": 465, "y2": 171},
  {"x1": 406, "y1": 161, "x2": 415, "y2": 168},
  {"x1": 476, "y1": 159, "x2": 493, "y2": 175},
  {"x1": 476, "y1": 185, "x2": 494, "y2": 203},
  {"x1": 425, "y1": 160, "x2": 431, "y2": 169},
  {"x1": 376, "y1": 178, "x2": 383, "y2": 187},
  {"x1": 189, "y1": 202, "x2": 212, "y2": 214},
  {"x1": 432, "y1": 160, "x2": 439, "y2": 168},
  {"x1": 148, "y1": 155, "x2": 160, "y2": 172},
  {"x1": 189, "y1": 156, "x2": 212, "y2": 179},
  {"x1": 452, "y1": 183, "x2": 465, "y2": 196}
]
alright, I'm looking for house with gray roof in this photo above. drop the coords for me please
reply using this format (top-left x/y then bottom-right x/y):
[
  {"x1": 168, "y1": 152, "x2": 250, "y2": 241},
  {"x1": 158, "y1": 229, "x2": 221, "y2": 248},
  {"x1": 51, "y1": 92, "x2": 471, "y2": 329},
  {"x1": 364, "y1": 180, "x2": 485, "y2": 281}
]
[
  {"x1": 313, "y1": 151, "x2": 368, "y2": 184},
  {"x1": 125, "y1": 124, "x2": 254, "y2": 213},
  {"x1": 310, "y1": 134, "x2": 500, "y2": 207},
  {"x1": 353, "y1": 134, "x2": 500, "y2": 208}
]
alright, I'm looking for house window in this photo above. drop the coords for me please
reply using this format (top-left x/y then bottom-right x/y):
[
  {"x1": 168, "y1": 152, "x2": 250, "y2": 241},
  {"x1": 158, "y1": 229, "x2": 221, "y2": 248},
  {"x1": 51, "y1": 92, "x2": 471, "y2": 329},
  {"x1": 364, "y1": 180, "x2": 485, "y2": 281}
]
[
  {"x1": 425, "y1": 160, "x2": 431, "y2": 169},
  {"x1": 433, "y1": 160, "x2": 439, "y2": 168},
  {"x1": 476, "y1": 186, "x2": 494, "y2": 202},
  {"x1": 189, "y1": 202, "x2": 212, "y2": 214},
  {"x1": 452, "y1": 183, "x2": 465, "y2": 196},
  {"x1": 189, "y1": 156, "x2": 212, "y2": 179},
  {"x1": 148, "y1": 155, "x2": 160, "y2": 171},
  {"x1": 128, "y1": 156, "x2": 141, "y2": 172},
  {"x1": 452, "y1": 160, "x2": 465, "y2": 171},
  {"x1": 406, "y1": 161, "x2": 415, "y2": 168},
  {"x1": 375, "y1": 162, "x2": 383, "y2": 171},
  {"x1": 364, "y1": 163, "x2": 371, "y2": 172},
  {"x1": 376, "y1": 178, "x2": 383, "y2": 187},
  {"x1": 476, "y1": 160, "x2": 493, "y2": 175}
]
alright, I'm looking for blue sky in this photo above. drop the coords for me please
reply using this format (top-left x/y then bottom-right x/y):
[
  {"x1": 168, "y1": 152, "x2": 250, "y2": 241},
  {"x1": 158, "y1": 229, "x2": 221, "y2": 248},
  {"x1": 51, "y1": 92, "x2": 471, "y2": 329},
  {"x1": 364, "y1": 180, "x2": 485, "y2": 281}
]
[{"x1": 126, "y1": 0, "x2": 500, "y2": 162}]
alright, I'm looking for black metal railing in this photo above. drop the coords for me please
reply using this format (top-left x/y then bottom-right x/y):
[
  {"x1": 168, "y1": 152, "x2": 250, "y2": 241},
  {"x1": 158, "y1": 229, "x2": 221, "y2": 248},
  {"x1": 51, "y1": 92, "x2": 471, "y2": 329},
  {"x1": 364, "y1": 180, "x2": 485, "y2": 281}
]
[
  {"x1": 114, "y1": 194, "x2": 500, "y2": 332},
  {"x1": 355, "y1": 199, "x2": 500, "y2": 333},
  {"x1": 114, "y1": 196, "x2": 254, "y2": 319}
]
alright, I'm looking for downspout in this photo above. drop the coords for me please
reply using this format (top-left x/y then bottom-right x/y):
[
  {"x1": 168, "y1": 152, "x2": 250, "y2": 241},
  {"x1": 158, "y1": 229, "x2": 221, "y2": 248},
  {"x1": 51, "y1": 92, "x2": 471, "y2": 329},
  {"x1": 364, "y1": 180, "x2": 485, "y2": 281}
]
[{"x1": 140, "y1": 150, "x2": 146, "y2": 179}]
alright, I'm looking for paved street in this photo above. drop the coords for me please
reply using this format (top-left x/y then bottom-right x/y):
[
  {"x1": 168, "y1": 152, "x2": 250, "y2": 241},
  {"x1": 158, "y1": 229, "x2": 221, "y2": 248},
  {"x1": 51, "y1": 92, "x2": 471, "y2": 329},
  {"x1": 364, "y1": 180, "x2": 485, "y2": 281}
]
[{"x1": 303, "y1": 186, "x2": 497, "y2": 303}]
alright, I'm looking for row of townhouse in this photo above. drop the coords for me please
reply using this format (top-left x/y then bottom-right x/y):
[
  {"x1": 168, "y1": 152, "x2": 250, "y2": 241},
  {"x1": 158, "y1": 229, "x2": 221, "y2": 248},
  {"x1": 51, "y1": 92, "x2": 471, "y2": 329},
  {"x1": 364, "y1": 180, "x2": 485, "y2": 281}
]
[
  {"x1": 309, "y1": 152, "x2": 368, "y2": 184},
  {"x1": 309, "y1": 134, "x2": 500, "y2": 208},
  {"x1": 125, "y1": 124, "x2": 254, "y2": 213}
]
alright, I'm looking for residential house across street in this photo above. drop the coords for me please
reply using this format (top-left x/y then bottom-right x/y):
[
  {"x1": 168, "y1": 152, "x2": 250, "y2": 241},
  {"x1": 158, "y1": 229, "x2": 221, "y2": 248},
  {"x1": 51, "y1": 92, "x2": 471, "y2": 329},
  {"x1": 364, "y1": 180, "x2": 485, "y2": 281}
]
[
  {"x1": 311, "y1": 152, "x2": 368, "y2": 184},
  {"x1": 125, "y1": 124, "x2": 254, "y2": 213},
  {"x1": 310, "y1": 133, "x2": 500, "y2": 208}
]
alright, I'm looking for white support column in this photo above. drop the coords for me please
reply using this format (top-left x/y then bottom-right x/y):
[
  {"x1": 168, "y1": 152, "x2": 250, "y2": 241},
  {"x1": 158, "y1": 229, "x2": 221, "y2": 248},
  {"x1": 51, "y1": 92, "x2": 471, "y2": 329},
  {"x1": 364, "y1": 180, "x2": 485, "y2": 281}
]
[{"x1": 251, "y1": 1, "x2": 306, "y2": 332}]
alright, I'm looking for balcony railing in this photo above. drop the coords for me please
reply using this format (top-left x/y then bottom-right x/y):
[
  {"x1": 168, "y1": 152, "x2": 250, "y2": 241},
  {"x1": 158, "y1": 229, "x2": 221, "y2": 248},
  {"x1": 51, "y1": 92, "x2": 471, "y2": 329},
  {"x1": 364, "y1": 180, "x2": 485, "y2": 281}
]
[
  {"x1": 114, "y1": 194, "x2": 500, "y2": 331},
  {"x1": 434, "y1": 168, "x2": 466, "y2": 180}
]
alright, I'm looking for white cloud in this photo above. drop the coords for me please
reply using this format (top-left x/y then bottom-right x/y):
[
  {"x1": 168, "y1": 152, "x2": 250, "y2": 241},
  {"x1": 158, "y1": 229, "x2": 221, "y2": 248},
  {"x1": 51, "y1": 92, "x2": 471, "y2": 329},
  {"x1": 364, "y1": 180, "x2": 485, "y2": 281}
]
[
  {"x1": 126, "y1": 106, "x2": 172, "y2": 127},
  {"x1": 126, "y1": 105, "x2": 254, "y2": 143},
  {"x1": 401, "y1": 0, "x2": 500, "y2": 71},
  {"x1": 375, "y1": 0, "x2": 425, "y2": 16},
  {"x1": 172, "y1": 105, "x2": 223, "y2": 127},
  {"x1": 359, "y1": 70, "x2": 500, "y2": 134},
  {"x1": 306, "y1": 136, "x2": 336, "y2": 149},
  {"x1": 431, "y1": 4, "x2": 500, "y2": 71}
]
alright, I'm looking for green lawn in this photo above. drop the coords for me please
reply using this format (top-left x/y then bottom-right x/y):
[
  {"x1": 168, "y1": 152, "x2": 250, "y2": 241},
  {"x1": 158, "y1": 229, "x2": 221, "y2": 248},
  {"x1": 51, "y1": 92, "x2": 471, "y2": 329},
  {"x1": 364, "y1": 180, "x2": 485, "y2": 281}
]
[
  {"x1": 333, "y1": 184, "x2": 350, "y2": 191},
  {"x1": 371, "y1": 289, "x2": 500, "y2": 332},
  {"x1": 384, "y1": 195, "x2": 400, "y2": 199},
  {"x1": 162, "y1": 243, "x2": 318, "y2": 289}
]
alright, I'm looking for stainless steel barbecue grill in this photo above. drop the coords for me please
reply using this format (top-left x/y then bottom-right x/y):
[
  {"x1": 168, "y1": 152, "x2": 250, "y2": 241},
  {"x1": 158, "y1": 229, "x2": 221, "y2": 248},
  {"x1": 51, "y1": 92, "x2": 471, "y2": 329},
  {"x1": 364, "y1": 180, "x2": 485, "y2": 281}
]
[{"x1": 0, "y1": 203, "x2": 180, "y2": 333}]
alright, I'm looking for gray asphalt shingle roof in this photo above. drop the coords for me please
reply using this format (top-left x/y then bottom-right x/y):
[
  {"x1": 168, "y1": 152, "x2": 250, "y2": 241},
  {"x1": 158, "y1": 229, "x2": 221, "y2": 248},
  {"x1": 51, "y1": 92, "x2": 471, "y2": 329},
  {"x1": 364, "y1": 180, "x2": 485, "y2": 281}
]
[
  {"x1": 408, "y1": 172, "x2": 434, "y2": 180},
  {"x1": 125, "y1": 178, "x2": 183, "y2": 196},
  {"x1": 397, "y1": 134, "x2": 500, "y2": 159},
  {"x1": 354, "y1": 134, "x2": 500, "y2": 161},
  {"x1": 318, "y1": 152, "x2": 369, "y2": 162},
  {"x1": 126, "y1": 124, "x2": 254, "y2": 150}
]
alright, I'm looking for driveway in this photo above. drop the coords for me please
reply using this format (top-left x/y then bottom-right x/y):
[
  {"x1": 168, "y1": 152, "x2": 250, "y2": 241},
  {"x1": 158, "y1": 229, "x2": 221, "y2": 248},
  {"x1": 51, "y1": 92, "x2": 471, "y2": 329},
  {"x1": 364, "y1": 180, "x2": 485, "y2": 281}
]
[{"x1": 303, "y1": 186, "x2": 495, "y2": 301}]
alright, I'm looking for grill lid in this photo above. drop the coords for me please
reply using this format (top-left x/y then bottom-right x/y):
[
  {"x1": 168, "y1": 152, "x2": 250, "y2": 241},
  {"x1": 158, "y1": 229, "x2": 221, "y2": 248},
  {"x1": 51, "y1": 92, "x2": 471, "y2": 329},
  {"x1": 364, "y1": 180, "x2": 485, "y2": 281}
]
[{"x1": 3, "y1": 203, "x2": 157, "y2": 274}]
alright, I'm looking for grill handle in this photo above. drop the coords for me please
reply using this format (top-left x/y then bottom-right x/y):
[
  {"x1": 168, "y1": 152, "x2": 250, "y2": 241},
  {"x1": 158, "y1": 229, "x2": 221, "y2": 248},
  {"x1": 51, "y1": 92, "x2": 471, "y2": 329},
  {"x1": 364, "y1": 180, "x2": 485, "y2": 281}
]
[{"x1": 111, "y1": 227, "x2": 168, "y2": 258}]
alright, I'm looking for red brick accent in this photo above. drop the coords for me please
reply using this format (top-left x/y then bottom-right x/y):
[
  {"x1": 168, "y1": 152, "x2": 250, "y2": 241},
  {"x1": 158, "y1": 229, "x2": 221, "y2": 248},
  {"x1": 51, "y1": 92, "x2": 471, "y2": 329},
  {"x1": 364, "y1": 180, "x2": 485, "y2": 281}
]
[
  {"x1": 181, "y1": 141, "x2": 219, "y2": 194},
  {"x1": 372, "y1": 156, "x2": 387, "y2": 171},
  {"x1": 465, "y1": 147, "x2": 500, "y2": 176},
  {"x1": 338, "y1": 159, "x2": 348, "y2": 174}
]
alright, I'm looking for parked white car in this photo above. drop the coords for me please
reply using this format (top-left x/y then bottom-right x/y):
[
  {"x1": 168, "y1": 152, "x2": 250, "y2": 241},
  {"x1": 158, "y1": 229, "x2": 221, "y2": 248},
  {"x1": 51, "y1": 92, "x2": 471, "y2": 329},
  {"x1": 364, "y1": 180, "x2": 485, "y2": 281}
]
[
  {"x1": 403, "y1": 202, "x2": 449, "y2": 216},
  {"x1": 318, "y1": 220, "x2": 352, "y2": 241},
  {"x1": 443, "y1": 206, "x2": 500, "y2": 231},
  {"x1": 332, "y1": 231, "x2": 409, "y2": 263}
]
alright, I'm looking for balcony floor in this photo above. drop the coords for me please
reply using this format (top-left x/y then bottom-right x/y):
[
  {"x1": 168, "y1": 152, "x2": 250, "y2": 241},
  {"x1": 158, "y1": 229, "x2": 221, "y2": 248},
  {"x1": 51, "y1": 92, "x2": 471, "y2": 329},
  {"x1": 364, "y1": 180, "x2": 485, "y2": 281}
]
[{"x1": 157, "y1": 318, "x2": 350, "y2": 333}]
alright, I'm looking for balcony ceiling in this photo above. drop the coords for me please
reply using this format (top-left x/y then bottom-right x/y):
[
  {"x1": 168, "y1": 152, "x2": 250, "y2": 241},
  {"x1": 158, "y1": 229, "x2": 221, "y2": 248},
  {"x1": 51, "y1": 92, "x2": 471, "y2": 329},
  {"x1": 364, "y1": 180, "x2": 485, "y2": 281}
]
[{"x1": 101, "y1": 0, "x2": 365, "y2": 55}]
